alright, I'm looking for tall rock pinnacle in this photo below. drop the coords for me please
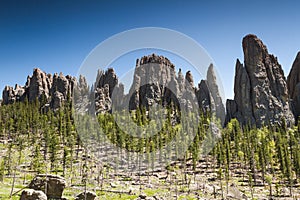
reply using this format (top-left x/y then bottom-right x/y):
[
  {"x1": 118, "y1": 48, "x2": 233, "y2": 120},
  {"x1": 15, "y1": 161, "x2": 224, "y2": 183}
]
[
  {"x1": 287, "y1": 52, "x2": 300, "y2": 122},
  {"x1": 226, "y1": 34, "x2": 294, "y2": 127}
]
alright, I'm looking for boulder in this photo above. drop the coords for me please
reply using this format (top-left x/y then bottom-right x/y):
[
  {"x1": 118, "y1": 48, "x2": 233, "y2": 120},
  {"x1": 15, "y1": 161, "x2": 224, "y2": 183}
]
[
  {"x1": 75, "y1": 191, "x2": 97, "y2": 200},
  {"x1": 29, "y1": 174, "x2": 66, "y2": 199},
  {"x1": 20, "y1": 189, "x2": 47, "y2": 200}
]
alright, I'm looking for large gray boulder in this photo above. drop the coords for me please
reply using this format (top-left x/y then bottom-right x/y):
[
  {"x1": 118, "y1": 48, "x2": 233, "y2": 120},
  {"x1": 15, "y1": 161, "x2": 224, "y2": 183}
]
[
  {"x1": 29, "y1": 174, "x2": 66, "y2": 199},
  {"x1": 226, "y1": 34, "x2": 294, "y2": 127},
  {"x1": 20, "y1": 189, "x2": 47, "y2": 200}
]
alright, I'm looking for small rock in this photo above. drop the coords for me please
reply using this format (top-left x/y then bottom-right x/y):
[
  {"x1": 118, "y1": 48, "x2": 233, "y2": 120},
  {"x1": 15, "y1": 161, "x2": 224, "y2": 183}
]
[{"x1": 139, "y1": 193, "x2": 147, "y2": 199}]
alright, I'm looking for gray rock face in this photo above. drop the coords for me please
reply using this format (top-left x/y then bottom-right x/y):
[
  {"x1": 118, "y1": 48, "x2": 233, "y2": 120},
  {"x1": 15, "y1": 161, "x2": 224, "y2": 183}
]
[
  {"x1": 185, "y1": 71, "x2": 194, "y2": 86},
  {"x1": 96, "y1": 68, "x2": 118, "y2": 97},
  {"x1": 196, "y1": 80, "x2": 215, "y2": 114},
  {"x1": 2, "y1": 84, "x2": 25, "y2": 104},
  {"x1": 50, "y1": 73, "x2": 76, "y2": 109},
  {"x1": 206, "y1": 64, "x2": 225, "y2": 124},
  {"x1": 28, "y1": 174, "x2": 66, "y2": 199},
  {"x1": 2, "y1": 54, "x2": 225, "y2": 124},
  {"x1": 75, "y1": 191, "x2": 97, "y2": 200},
  {"x1": 26, "y1": 68, "x2": 52, "y2": 102},
  {"x1": 2, "y1": 68, "x2": 84, "y2": 110},
  {"x1": 287, "y1": 52, "x2": 300, "y2": 121},
  {"x1": 94, "y1": 68, "x2": 123, "y2": 113},
  {"x1": 225, "y1": 59, "x2": 255, "y2": 126},
  {"x1": 94, "y1": 54, "x2": 224, "y2": 123},
  {"x1": 128, "y1": 54, "x2": 176, "y2": 109},
  {"x1": 226, "y1": 34, "x2": 294, "y2": 127},
  {"x1": 20, "y1": 189, "x2": 47, "y2": 200}
]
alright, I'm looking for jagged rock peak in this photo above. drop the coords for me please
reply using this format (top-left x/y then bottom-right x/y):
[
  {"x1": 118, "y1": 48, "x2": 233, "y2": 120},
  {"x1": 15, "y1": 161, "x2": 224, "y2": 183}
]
[
  {"x1": 242, "y1": 34, "x2": 268, "y2": 54},
  {"x1": 287, "y1": 52, "x2": 300, "y2": 98},
  {"x1": 2, "y1": 68, "x2": 82, "y2": 110},
  {"x1": 185, "y1": 70, "x2": 194, "y2": 86},
  {"x1": 206, "y1": 64, "x2": 225, "y2": 124},
  {"x1": 96, "y1": 68, "x2": 118, "y2": 97},
  {"x1": 136, "y1": 53, "x2": 175, "y2": 68},
  {"x1": 287, "y1": 51, "x2": 300, "y2": 121},
  {"x1": 226, "y1": 34, "x2": 294, "y2": 127}
]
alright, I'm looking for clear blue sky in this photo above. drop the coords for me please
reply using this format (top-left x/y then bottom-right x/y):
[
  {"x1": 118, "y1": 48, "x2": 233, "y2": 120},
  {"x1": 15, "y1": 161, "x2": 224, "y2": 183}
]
[{"x1": 1, "y1": 0, "x2": 300, "y2": 99}]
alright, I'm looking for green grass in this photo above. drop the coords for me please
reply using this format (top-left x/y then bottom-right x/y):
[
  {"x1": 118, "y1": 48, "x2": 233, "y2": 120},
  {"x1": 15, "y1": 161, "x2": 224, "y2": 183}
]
[
  {"x1": 143, "y1": 188, "x2": 167, "y2": 197},
  {"x1": 97, "y1": 191, "x2": 138, "y2": 200},
  {"x1": 0, "y1": 182, "x2": 22, "y2": 200}
]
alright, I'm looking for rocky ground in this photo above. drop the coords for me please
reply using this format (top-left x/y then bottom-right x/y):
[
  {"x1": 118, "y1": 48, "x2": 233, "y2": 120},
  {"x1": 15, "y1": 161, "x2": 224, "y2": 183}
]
[{"x1": 0, "y1": 140, "x2": 299, "y2": 200}]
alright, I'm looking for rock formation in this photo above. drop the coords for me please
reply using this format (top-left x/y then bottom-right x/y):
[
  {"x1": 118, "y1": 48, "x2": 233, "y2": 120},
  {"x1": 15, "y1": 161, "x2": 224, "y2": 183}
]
[
  {"x1": 2, "y1": 54, "x2": 225, "y2": 123},
  {"x1": 75, "y1": 191, "x2": 97, "y2": 200},
  {"x1": 127, "y1": 54, "x2": 177, "y2": 109},
  {"x1": 122, "y1": 54, "x2": 224, "y2": 116},
  {"x1": 207, "y1": 64, "x2": 225, "y2": 123},
  {"x1": 29, "y1": 174, "x2": 66, "y2": 199},
  {"x1": 25, "y1": 68, "x2": 52, "y2": 102},
  {"x1": 226, "y1": 34, "x2": 294, "y2": 127},
  {"x1": 2, "y1": 84, "x2": 25, "y2": 104},
  {"x1": 196, "y1": 80, "x2": 216, "y2": 115},
  {"x1": 94, "y1": 68, "x2": 124, "y2": 113},
  {"x1": 2, "y1": 68, "x2": 87, "y2": 110},
  {"x1": 20, "y1": 189, "x2": 47, "y2": 200},
  {"x1": 287, "y1": 52, "x2": 300, "y2": 122}
]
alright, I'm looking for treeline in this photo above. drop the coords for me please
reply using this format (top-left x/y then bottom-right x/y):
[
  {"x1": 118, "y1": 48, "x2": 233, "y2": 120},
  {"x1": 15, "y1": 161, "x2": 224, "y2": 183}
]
[
  {"x1": 0, "y1": 99, "x2": 299, "y2": 196},
  {"x1": 0, "y1": 98, "x2": 78, "y2": 178}
]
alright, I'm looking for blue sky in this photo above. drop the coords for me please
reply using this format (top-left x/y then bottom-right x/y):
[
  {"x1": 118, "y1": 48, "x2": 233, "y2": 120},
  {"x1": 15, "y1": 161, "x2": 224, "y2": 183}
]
[{"x1": 0, "y1": 0, "x2": 300, "y2": 99}]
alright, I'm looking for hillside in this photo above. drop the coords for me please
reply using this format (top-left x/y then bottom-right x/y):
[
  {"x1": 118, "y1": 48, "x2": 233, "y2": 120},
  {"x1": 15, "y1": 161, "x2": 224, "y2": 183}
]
[{"x1": 0, "y1": 34, "x2": 300, "y2": 200}]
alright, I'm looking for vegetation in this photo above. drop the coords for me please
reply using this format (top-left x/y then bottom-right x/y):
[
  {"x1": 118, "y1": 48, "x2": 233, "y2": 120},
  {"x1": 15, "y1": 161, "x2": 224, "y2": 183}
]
[{"x1": 0, "y1": 99, "x2": 299, "y2": 199}]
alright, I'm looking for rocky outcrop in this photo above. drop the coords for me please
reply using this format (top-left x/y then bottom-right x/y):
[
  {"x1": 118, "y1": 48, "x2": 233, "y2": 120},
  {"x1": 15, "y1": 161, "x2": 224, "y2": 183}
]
[
  {"x1": 225, "y1": 59, "x2": 255, "y2": 126},
  {"x1": 287, "y1": 52, "x2": 300, "y2": 122},
  {"x1": 127, "y1": 54, "x2": 177, "y2": 110},
  {"x1": 20, "y1": 189, "x2": 47, "y2": 200},
  {"x1": 196, "y1": 80, "x2": 215, "y2": 114},
  {"x1": 75, "y1": 191, "x2": 97, "y2": 200},
  {"x1": 2, "y1": 54, "x2": 225, "y2": 122},
  {"x1": 226, "y1": 34, "x2": 294, "y2": 127},
  {"x1": 93, "y1": 54, "x2": 225, "y2": 121},
  {"x1": 2, "y1": 84, "x2": 25, "y2": 104},
  {"x1": 94, "y1": 68, "x2": 124, "y2": 113},
  {"x1": 2, "y1": 68, "x2": 86, "y2": 110},
  {"x1": 28, "y1": 174, "x2": 66, "y2": 199},
  {"x1": 50, "y1": 72, "x2": 76, "y2": 109},
  {"x1": 207, "y1": 64, "x2": 225, "y2": 123},
  {"x1": 25, "y1": 68, "x2": 52, "y2": 102}
]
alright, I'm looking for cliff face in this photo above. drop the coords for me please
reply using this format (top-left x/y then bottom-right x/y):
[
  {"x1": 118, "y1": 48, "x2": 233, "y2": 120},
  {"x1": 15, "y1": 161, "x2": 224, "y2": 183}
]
[
  {"x1": 287, "y1": 52, "x2": 300, "y2": 122},
  {"x1": 93, "y1": 54, "x2": 225, "y2": 120},
  {"x1": 2, "y1": 68, "x2": 88, "y2": 110},
  {"x1": 226, "y1": 34, "x2": 294, "y2": 127},
  {"x1": 206, "y1": 64, "x2": 225, "y2": 123},
  {"x1": 1, "y1": 54, "x2": 225, "y2": 123}
]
